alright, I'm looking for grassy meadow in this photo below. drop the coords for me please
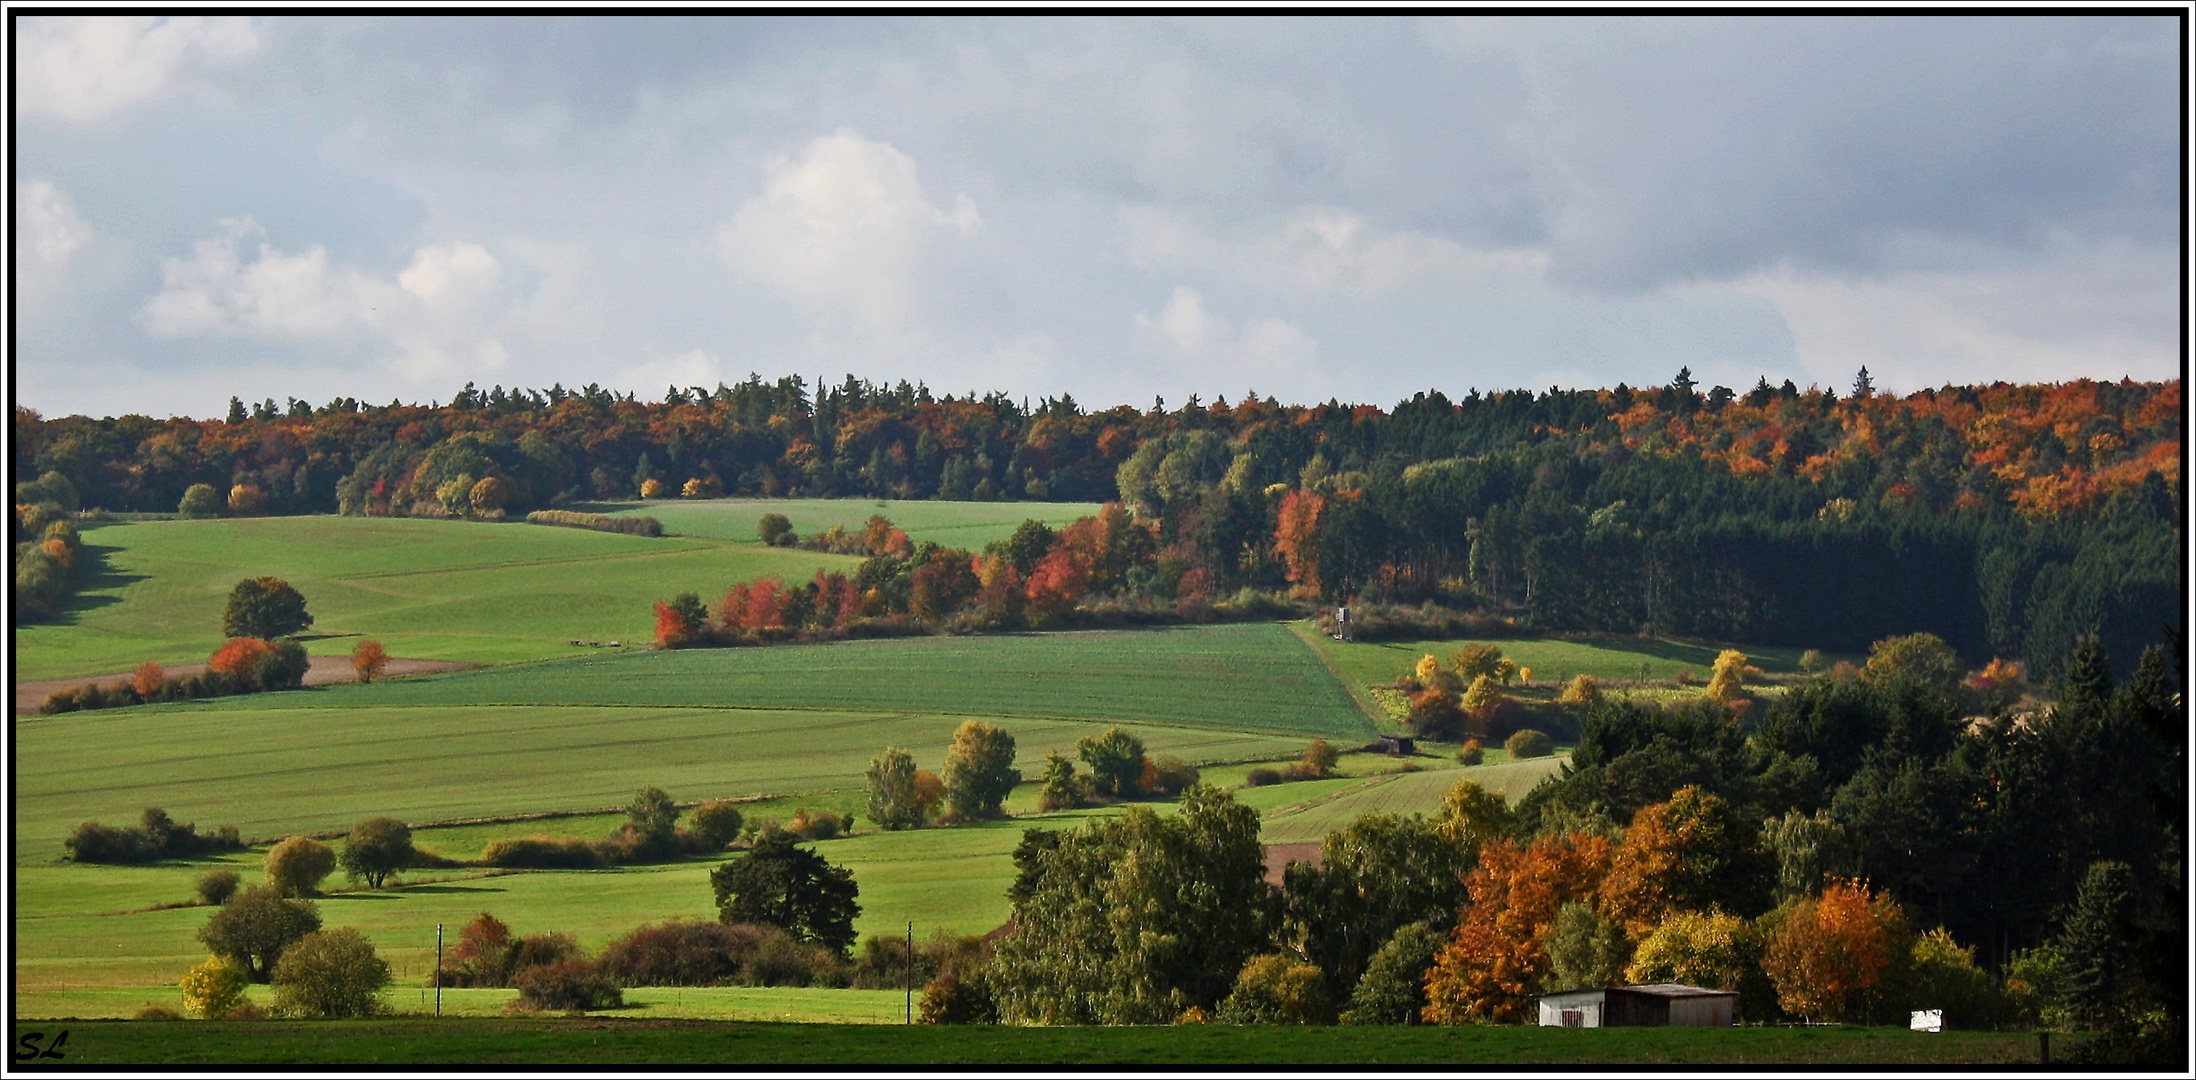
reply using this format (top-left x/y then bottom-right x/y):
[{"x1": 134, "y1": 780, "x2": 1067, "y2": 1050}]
[
  {"x1": 11, "y1": 1018, "x2": 2049, "y2": 1065},
  {"x1": 600, "y1": 496, "x2": 1102, "y2": 549}
]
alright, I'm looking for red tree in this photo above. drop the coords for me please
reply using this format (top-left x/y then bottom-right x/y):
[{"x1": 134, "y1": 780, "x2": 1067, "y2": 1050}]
[{"x1": 352, "y1": 639, "x2": 390, "y2": 683}]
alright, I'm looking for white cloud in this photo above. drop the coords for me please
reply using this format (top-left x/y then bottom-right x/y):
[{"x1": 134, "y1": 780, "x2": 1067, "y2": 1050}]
[
  {"x1": 398, "y1": 241, "x2": 502, "y2": 306},
  {"x1": 1133, "y1": 285, "x2": 1321, "y2": 387},
  {"x1": 625, "y1": 348, "x2": 725, "y2": 395},
  {"x1": 19, "y1": 180, "x2": 93, "y2": 266},
  {"x1": 718, "y1": 130, "x2": 979, "y2": 325},
  {"x1": 1125, "y1": 203, "x2": 1497, "y2": 298},
  {"x1": 19, "y1": 16, "x2": 259, "y2": 123}
]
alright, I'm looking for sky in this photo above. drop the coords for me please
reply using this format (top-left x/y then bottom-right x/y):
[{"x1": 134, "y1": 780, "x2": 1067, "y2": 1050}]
[{"x1": 11, "y1": 15, "x2": 2184, "y2": 420}]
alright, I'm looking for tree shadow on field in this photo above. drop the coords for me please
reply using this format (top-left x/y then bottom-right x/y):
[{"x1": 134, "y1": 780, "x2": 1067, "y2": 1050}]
[
  {"x1": 38, "y1": 541, "x2": 141, "y2": 624},
  {"x1": 331, "y1": 884, "x2": 509, "y2": 900}
]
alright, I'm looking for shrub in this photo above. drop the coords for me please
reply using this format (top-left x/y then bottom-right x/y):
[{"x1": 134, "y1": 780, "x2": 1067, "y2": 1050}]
[
  {"x1": 688, "y1": 801, "x2": 746, "y2": 850},
  {"x1": 132, "y1": 662, "x2": 166, "y2": 700},
  {"x1": 195, "y1": 868, "x2": 243, "y2": 906},
  {"x1": 1557, "y1": 674, "x2": 1602, "y2": 706},
  {"x1": 64, "y1": 821, "x2": 146, "y2": 863},
  {"x1": 1456, "y1": 739, "x2": 1485, "y2": 766},
  {"x1": 263, "y1": 836, "x2": 336, "y2": 897},
  {"x1": 134, "y1": 1005, "x2": 184, "y2": 1021},
  {"x1": 512, "y1": 958, "x2": 624, "y2": 1012},
  {"x1": 1243, "y1": 767, "x2": 1285, "y2": 788},
  {"x1": 1147, "y1": 755, "x2": 1201, "y2": 797},
  {"x1": 510, "y1": 932, "x2": 585, "y2": 974},
  {"x1": 180, "y1": 955, "x2": 250, "y2": 1019},
  {"x1": 599, "y1": 920, "x2": 842, "y2": 988},
  {"x1": 1036, "y1": 752, "x2": 1082, "y2": 811},
  {"x1": 481, "y1": 835, "x2": 603, "y2": 869},
  {"x1": 1215, "y1": 953, "x2": 1336, "y2": 1025},
  {"x1": 786, "y1": 808, "x2": 847, "y2": 841},
  {"x1": 920, "y1": 967, "x2": 998, "y2": 1024},
  {"x1": 65, "y1": 809, "x2": 243, "y2": 864},
  {"x1": 525, "y1": 510, "x2": 662, "y2": 537},
  {"x1": 1504, "y1": 729, "x2": 1554, "y2": 759},
  {"x1": 209, "y1": 637, "x2": 279, "y2": 686},
  {"x1": 758, "y1": 513, "x2": 796, "y2": 547},
  {"x1": 177, "y1": 483, "x2": 222, "y2": 519},
  {"x1": 1301, "y1": 739, "x2": 1339, "y2": 777}
]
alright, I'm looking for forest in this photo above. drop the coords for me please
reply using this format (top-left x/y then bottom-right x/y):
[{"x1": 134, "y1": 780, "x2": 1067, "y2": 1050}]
[{"x1": 12, "y1": 371, "x2": 2180, "y2": 679}]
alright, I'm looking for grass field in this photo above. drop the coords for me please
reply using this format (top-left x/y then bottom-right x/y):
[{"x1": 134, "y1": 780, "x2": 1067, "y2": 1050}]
[
  {"x1": 1300, "y1": 627, "x2": 1814, "y2": 688},
  {"x1": 14, "y1": 985, "x2": 915, "y2": 1024},
  {"x1": 1257, "y1": 757, "x2": 1570, "y2": 844},
  {"x1": 8, "y1": 1018, "x2": 2051, "y2": 1065},
  {"x1": 209, "y1": 623, "x2": 1374, "y2": 738},
  {"x1": 598, "y1": 497, "x2": 1103, "y2": 549},
  {"x1": 13, "y1": 517, "x2": 859, "y2": 681}
]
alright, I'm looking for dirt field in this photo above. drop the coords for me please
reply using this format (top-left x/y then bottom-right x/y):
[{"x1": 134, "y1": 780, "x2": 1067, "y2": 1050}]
[{"x1": 14, "y1": 656, "x2": 474, "y2": 716}]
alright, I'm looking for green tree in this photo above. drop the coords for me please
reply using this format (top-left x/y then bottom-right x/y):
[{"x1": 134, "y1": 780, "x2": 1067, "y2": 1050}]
[
  {"x1": 624, "y1": 786, "x2": 681, "y2": 859},
  {"x1": 709, "y1": 829, "x2": 861, "y2": 956},
  {"x1": 866, "y1": 748, "x2": 926, "y2": 830},
  {"x1": 271, "y1": 927, "x2": 390, "y2": 1018},
  {"x1": 990, "y1": 785, "x2": 1275, "y2": 1024},
  {"x1": 1036, "y1": 751, "x2": 1081, "y2": 812},
  {"x1": 2056, "y1": 861, "x2": 2143, "y2": 1030},
  {"x1": 1077, "y1": 725, "x2": 1145, "y2": 799},
  {"x1": 1341, "y1": 921, "x2": 1447, "y2": 1025},
  {"x1": 221, "y1": 577, "x2": 313, "y2": 639},
  {"x1": 1863, "y1": 632, "x2": 1963, "y2": 696},
  {"x1": 338, "y1": 817, "x2": 416, "y2": 889},
  {"x1": 1282, "y1": 812, "x2": 1474, "y2": 998},
  {"x1": 757, "y1": 512, "x2": 796, "y2": 546},
  {"x1": 1215, "y1": 953, "x2": 1336, "y2": 1024},
  {"x1": 941, "y1": 720, "x2": 1020, "y2": 821},
  {"x1": 263, "y1": 836, "x2": 335, "y2": 897},
  {"x1": 197, "y1": 885, "x2": 321, "y2": 981},
  {"x1": 1543, "y1": 901, "x2": 1630, "y2": 993},
  {"x1": 177, "y1": 483, "x2": 223, "y2": 519}
]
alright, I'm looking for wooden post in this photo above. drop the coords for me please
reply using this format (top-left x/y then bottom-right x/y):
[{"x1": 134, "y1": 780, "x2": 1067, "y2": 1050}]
[
  {"x1": 905, "y1": 921, "x2": 914, "y2": 1024},
  {"x1": 435, "y1": 923, "x2": 444, "y2": 1017},
  {"x1": 2039, "y1": 1031, "x2": 2050, "y2": 1065}
]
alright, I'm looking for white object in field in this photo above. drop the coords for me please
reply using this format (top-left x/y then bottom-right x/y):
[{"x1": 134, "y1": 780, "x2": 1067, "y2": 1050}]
[{"x1": 1911, "y1": 1009, "x2": 1943, "y2": 1032}]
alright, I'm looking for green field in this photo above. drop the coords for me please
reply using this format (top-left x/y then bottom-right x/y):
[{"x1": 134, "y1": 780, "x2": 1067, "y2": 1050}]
[
  {"x1": 14, "y1": 517, "x2": 859, "y2": 681},
  {"x1": 1257, "y1": 757, "x2": 1570, "y2": 843},
  {"x1": 6, "y1": 1019, "x2": 2050, "y2": 1065},
  {"x1": 207, "y1": 624, "x2": 1373, "y2": 736},
  {"x1": 600, "y1": 497, "x2": 1102, "y2": 550}
]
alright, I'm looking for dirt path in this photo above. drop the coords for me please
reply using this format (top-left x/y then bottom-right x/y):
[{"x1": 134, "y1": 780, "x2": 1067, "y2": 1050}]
[{"x1": 16, "y1": 656, "x2": 475, "y2": 716}]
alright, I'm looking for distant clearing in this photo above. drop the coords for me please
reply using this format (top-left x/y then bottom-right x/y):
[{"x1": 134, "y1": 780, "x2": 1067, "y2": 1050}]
[
  {"x1": 13, "y1": 517, "x2": 856, "y2": 681},
  {"x1": 599, "y1": 497, "x2": 1102, "y2": 549}
]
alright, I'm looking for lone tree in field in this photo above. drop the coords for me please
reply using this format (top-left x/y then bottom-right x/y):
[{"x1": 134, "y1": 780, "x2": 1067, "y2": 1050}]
[
  {"x1": 197, "y1": 885, "x2": 321, "y2": 981},
  {"x1": 263, "y1": 836, "x2": 336, "y2": 897},
  {"x1": 339, "y1": 817, "x2": 416, "y2": 889},
  {"x1": 177, "y1": 483, "x2": 222, "y2": 519},
  {"x1": 942, "y1": 721, "x2": 1020, "y2": 821},
  {"x1": 624, "y1": 787, "x2": 682, "y2": 859},
  {"x1": 710, "y1": 829, "x2": 861, "y2": 956},
  {"x1": 351, "y1": 639, "x2": 388, "y2": 683},
  {"x1": 757, "y1": 512, "x2": 796, "y2": 547},
  {"x1": 866, "y1": 748, "x2": 926, "y2": 830},
  {"x1": 222, "y1": 577, "x2": 313, "y2": 640},
  {"x1": 271, "y1": 927, "x2": 391, "y2": 1018},
  {"x1": 1077, "y1": 726, "x2": 1146, "y2": 799}
]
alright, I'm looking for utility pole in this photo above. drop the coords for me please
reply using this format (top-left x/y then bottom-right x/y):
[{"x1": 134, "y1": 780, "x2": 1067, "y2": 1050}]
[
  {"x1": 905, "y1": 921, "x2": 914, "y2": 1024},
  {"x1": 435, "y1": 923, "x2": 444, "y2": 1017}
]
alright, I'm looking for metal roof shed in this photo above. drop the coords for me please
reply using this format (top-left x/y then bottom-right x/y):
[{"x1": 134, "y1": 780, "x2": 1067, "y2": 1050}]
[{"x1": 1534, "y1": 984, "x2": 1736, "y2": 1027}]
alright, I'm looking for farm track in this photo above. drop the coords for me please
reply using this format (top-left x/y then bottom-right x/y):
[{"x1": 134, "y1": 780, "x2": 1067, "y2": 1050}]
[{"x1": 12, "y1": 656, "x2": 472, "y2": 716}]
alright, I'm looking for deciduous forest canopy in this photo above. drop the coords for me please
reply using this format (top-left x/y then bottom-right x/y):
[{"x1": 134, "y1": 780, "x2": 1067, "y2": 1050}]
[{"x1": 14, "y1": 372, "x2": 2179, "y2": 678}]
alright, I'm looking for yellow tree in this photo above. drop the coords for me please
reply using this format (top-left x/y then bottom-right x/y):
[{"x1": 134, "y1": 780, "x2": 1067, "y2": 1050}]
[
  {"x1": 1413, "y1": 654, "x2": 1442, "y2": 685},
  {"x1": 1705, "y1": 649, "x2": 1749, "y2": 702},
  {"x1": 1558, "y1": 674, "x2": 1601, "y2": 706}
]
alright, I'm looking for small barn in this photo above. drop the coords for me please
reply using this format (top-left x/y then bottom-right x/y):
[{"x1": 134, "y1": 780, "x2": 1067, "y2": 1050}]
[
  {"x1": 1377, "y1": 734, "x2": 1416, "y2": 756},
  {"x1": 1534, "y1": 984, "x2": 1737, "y2": 1028}
]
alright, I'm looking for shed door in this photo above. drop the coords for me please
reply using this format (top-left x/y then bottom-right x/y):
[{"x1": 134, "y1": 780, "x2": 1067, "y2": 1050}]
[{"x1": 1561, "y1": 1009, "x2": 1583, "y2": 1028}]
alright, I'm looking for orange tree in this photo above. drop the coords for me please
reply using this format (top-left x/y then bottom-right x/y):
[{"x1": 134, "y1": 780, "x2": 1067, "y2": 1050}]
[
  {"x1": 1598, "y1": 785, "x2": 1768, "y2": 940},
  {"x1": 1422, "y1": 831, "x2": 1613, "y2": 1024},
  {"x1": 1760, "y1": 878, "x2": 1912, "y2": 1023}
]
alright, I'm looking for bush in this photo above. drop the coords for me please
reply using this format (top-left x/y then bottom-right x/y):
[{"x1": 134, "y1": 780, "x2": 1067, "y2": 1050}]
[
  {"x1": 178, "y1": 484, "x2": 222, "y2": 519},
  {"x1": 921, "y1": 968, "x2": 998, "y2": 1024},
  {"x1": 786, "y1": 808, "x2": 847, "y2": 841},
  {"x1": 758, "y1": 513, "x2": 796, "y2": 547},
  {"x1": 1215, "y1": 953, "x2": 1336, "y2": 1025},
  {"x1": 196, "y1": 868, "x2": 243, "y2": 906},
  {"x1": 599, "y1": 920, "x2": 842, "y2": 988},
  {"x1": 1301, "y1": 739, "x2": 1340, "y2": 777},
  {"x1": 1243, "y1": 767, "x2": 1286, "y2": 788},
  {"x1": 525, "y1": 510, "x2": 662, "y2": 537},
  {"x1": 134, "y1": 1005, "x2": 184, "y2": 1021},
  {"x1": 1504, "y1": 729, "x2": 1554, "y2": 759},
  {"x1": 481, "y1": 835, "x2": 604, "y2": 869},
  {"x1": 1148, "y1": 755, "x2": 1201, "y2": 797},
  {"x1": 1456, "y1": 739, "x2": 1485, "y2": 766},
  {"x1": 688, "y1": 802, "x2": 746, "y2": 849},
  {"x1": 180, "y1": 955, "x2": 250, "y2": 1019},
  {"x1": 64, "y1": 809, "x2": 243, "y2": 864},
  {"x1": 263, "y1": 836, "x2": 336, "y2": 897},
  {"x1": 1342, "y1": 921, "x2": 1447, "y2": 1025},
  {"x1": 512, "y1": 958, "x2": 624, "y2": 1012}
]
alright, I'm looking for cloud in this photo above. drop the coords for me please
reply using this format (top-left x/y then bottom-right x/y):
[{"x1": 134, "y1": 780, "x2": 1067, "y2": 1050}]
[
  {"x1": 19, "y1": 180, "x2": 93, "y2": 266},
  {"x1": 398, "y1": 241, "x2": 503, "y2": 305},
  {"x1": 624, "y1": 348, "x2": 725, "y2": 395},
  {"x1": 1133, "y1": 285, "x2": 1320, "y2": 386},
  {"x1": 18, "y1": 16, "x2": 260, "y2": 122},
  {"x1": 718, "y1": 130, "x2": 979, "y2": 326}
]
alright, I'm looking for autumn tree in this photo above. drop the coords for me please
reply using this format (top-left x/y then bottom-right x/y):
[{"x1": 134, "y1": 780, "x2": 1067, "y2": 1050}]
[
  {"x1": 468, "y1": 475, "x2": 507, "y2": 519},
  {"x1": 263, "y1": 836, "x2": 336, "y2": 897},
  {"x1": 1077, "y1": 726, "x2": 1146, "y2": 799},
  {"x1": 1422, "y1": 831, "x2": 1613, "y2": 1024},
  {"x1": 222, "y1": 577, "x2": 313, "y2": 640},
  {"x1": 1760, "y1": 878, "x2": 1912, "y2": 1023},
  {"x1": 1300, "y1": 739, "x2": 1339, "y2": 777},
  {"x1": 653, "y1": 592, "x2": 708, "y2": 648},
  {"x1": 271, "y1": 927, "x2": 390, "y2": 1018},
  {"x1": 227, "y1": 483, "x2": 269, "y2": 516},
  {"x1": 1704, "y1": 649, "x2": 1749, "y2": 702},
  {"x1": 1558, "y1": 674, "x2": 1602, "y2": 706},
  {"x1": 1433, "y1": 777, "x2": 1516, "y2": 852},
  {"x1": 1624, "y1": 908, "x2": 1761, "y2": 998},
  {"x1": 1598, "y1": 786, "x2": 1768, "y2": 939},
  {"x1": 351, "y1": 639, "x2": 388, "y2": 683},
  {"x1": 688, "y1": 801, "x2": 745, "y2": 849},
  {"x1": 1272, "y1": 488, "x2": 1326, "y2": 596},
  {"x1": 1452, "y1": 643, "x2": 1504, "y2": 681},
  {"x1": 1215, "y1": 953, "x2": 1336, "y2": 1024},
  {"x1": 867, "y1": 748, "x2": 926, "y2": 830},
  {"x1": 1862, "y1": 632, "x2": 1963, "y2": 696},
  {"x1": 131, "y1": 662, "x2": 165, "y2": 700},
  {"x1": 942, "y1": 720, "x2": 1020, "y2": 821},
  {"x1": 180, "y1": 955, "x2": 249, "y2": 1019}
]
